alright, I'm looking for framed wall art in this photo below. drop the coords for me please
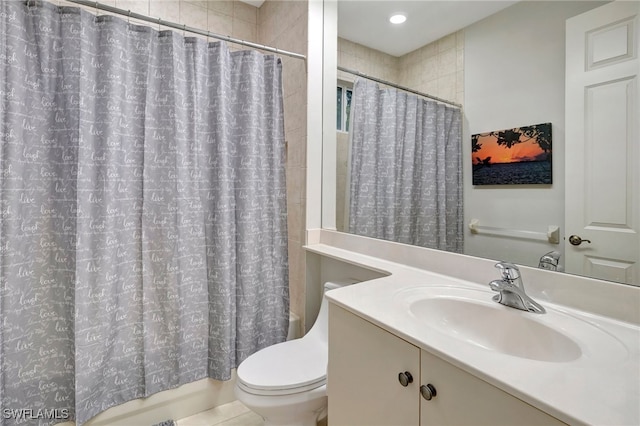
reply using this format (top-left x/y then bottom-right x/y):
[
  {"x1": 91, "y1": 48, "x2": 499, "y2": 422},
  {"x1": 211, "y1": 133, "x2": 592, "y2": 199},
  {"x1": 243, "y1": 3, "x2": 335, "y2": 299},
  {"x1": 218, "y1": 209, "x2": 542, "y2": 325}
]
[{"x1": 471, "y1": 122, "x2": 552, "y2": 185}]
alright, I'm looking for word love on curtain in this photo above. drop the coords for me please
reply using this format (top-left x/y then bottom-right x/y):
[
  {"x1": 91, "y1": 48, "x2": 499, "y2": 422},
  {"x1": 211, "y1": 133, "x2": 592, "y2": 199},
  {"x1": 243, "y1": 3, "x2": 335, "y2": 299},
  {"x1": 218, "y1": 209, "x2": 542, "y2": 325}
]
[
  {"x1": 0, "y1": 1, "x2": 289, "y2": 424},
  {"x1": 347, "y1": 78, "x2": 463, "y2": 253}
]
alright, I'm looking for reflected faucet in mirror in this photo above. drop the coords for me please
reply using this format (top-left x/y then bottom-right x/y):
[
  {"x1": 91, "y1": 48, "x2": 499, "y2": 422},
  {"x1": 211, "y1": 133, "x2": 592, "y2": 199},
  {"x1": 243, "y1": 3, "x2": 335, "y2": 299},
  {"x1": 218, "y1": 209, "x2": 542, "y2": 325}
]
[{"x1": 538, "y1": 251, "x2": 561, "y2": 272}]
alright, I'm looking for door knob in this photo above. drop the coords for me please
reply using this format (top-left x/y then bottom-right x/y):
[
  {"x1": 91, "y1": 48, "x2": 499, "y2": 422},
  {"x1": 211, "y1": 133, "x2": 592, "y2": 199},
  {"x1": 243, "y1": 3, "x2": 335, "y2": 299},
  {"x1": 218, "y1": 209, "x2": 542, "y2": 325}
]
[
  {"x1": 398, "y1": 371, "x2": 413, "y2": 387},
  {"x1": 569, "y1": 235, "x2": 591, "y2": 246},
  {"x1": 420, "y1": 384, "x2": 437, "y2": 401}
]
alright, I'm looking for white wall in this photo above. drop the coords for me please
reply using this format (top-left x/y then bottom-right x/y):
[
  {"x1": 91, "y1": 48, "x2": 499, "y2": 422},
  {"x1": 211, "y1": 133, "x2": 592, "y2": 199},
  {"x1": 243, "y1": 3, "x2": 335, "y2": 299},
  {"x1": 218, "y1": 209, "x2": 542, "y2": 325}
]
[{"x1": 463, "y1": 1, "x2": 605, "y2": 268}]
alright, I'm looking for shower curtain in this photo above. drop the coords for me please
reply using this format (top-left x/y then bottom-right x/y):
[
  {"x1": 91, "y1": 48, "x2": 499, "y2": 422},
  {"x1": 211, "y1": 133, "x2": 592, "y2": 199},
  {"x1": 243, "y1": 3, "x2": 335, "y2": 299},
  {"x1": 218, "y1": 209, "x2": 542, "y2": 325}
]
[
  {"x1": 347, "y1": 78, "x2": 463, "y2": 252},
  {"x1": 0, "y1": 2, "x2": 289, "y2": 424}
]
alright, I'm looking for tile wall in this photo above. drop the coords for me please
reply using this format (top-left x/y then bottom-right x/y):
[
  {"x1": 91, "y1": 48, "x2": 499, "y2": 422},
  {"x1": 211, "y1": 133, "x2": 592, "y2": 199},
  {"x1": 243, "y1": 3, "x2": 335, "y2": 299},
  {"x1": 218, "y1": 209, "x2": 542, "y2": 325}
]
[
  {"x1": 258, "y1": 0, "x2": 309, "y2": 327},
  {"x1": 397, "y1": 31, "x2": 464, "y2": 105},
  {"x1": 337, "y1": 37, "x2": 399, "y2": 84},
  {"x1": 337, "y1": 32, "x2": 464, "y2": 104},
  {"x1": 57, "y1": 0, "x2": 258, "y2": 43}
]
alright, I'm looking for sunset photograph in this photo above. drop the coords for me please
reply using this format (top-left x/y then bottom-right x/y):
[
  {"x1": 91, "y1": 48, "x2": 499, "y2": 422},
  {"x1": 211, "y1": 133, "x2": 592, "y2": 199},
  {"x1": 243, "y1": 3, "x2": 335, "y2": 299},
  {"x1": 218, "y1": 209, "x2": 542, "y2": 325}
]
[{"x1": 471, "y1": 122, "x2": 552, "y2": 185}]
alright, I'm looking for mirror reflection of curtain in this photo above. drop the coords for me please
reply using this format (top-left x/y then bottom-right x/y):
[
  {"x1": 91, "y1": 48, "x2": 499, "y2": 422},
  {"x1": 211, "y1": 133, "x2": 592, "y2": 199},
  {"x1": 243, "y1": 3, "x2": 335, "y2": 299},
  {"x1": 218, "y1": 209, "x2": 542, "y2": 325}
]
[
  {"x1": 346, "y1": 78, "x2": 463, "y2": 252},
  {"x1": 0, "y1": 2, "x2": 288, "y2": 423}
]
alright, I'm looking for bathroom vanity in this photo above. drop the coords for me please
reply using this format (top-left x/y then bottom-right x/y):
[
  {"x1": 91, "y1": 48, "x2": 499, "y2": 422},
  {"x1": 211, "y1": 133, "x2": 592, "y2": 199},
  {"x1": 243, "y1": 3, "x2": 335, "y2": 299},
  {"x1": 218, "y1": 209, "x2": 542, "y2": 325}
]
[
  {"x1": 306, "y1": 231, "x2": 640, "y2": 426},
  {"x1": 329, "y1": 304, "x2": 563, "y2": 425}
]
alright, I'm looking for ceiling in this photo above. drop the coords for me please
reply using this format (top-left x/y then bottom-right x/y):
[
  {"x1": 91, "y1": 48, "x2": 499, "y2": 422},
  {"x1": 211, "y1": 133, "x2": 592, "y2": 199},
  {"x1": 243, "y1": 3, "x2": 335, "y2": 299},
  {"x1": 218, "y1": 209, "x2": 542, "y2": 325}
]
[{"x1": 338, "y1": 1, "x2": 519, "y2": 57}]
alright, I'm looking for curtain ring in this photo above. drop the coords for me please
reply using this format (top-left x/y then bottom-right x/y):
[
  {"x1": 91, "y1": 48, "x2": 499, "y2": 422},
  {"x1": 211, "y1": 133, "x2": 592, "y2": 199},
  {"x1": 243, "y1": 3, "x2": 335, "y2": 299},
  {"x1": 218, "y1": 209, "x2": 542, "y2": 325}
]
[
  {"x1": 183, "y1": 24, "x2": 186, "y2": 37},
  {"x1": 127, "y1": 9, "x2": 131, "y2": 24},
  {"x1": 157, "y1": 17, "x2": 161, "y2": 32}
]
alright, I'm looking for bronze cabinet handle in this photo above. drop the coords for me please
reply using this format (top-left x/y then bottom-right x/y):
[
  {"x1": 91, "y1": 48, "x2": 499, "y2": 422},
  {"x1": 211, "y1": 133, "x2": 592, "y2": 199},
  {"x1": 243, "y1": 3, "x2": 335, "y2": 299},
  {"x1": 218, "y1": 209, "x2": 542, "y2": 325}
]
[
  {"x1": 398, "y1": 371, "x2": 413, "y2": 387},
  {"x1": 420, "y1": 384, "x2": 437, "y2": 401}
]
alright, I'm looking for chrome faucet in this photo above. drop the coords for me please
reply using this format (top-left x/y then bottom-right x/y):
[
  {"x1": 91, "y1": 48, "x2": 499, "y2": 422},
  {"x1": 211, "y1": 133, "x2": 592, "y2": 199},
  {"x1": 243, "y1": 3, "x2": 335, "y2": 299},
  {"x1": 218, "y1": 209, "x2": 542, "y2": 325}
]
[
  {"x1": 489, "y1": 262, "x2": 545, "y2": 314},
  {"x1": 538, "y1": 251, "x2": 561, "y2": 271}
]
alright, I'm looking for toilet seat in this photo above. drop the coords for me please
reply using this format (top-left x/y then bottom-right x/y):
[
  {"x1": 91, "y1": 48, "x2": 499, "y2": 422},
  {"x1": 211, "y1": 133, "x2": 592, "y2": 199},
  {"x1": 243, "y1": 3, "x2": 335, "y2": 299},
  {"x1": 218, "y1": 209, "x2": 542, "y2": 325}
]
[{"x1": 237, "y1": 337, "x2": 327, "y2": 396}]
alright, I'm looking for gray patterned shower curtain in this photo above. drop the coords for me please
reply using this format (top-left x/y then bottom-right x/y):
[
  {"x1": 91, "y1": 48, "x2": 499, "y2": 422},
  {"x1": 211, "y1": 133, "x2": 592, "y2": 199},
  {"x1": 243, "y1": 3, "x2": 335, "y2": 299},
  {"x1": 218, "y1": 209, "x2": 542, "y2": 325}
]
[
  {"x1": 347, "y1": 78, "x2": 463, "y2": 252},
  {"x1": 0, "y1": 2, "x2": 289, "y2": 424}
]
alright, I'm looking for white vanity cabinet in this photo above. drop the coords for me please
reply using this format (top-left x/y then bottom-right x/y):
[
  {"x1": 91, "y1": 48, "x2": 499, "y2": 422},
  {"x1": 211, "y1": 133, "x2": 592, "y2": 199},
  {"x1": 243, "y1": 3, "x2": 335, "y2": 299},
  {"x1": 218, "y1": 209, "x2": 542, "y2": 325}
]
[
  {"x1": 327, "y1": 304, "x2": 565, "y2": 426},
  {"x1": 328, "y1": 303, "x2": 420, "y2": 425}
]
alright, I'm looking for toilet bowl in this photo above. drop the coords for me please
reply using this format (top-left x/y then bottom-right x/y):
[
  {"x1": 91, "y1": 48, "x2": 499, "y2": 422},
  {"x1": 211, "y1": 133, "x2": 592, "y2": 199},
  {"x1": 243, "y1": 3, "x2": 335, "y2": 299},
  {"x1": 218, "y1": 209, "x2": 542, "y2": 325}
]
[{"x1": 234, "y1": 281, "x2": 353, "y2": 426}]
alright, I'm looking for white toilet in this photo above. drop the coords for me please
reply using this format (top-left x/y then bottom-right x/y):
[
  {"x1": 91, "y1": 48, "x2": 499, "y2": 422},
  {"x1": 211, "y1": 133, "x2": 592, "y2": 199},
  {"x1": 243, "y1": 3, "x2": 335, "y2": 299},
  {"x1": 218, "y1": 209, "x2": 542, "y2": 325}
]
[{"x1": 234, "y1": 281, "x2": 351, "y2": 426}]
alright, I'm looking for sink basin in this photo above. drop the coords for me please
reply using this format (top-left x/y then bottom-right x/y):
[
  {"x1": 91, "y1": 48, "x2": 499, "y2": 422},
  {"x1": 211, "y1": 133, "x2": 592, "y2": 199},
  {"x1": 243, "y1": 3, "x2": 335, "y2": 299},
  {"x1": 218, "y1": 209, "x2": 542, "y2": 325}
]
[
  {"x1": 410, "y1": 295, "x2": 580, "y2": 362},
  {"x1": 394, "y1": 286, "x2": 628, "y2": 363}
]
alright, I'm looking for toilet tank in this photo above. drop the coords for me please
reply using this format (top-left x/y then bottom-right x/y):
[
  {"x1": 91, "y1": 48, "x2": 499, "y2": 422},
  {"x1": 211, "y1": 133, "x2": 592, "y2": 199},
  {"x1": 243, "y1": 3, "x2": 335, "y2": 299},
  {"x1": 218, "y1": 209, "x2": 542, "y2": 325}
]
[
  {"x1": 304, "y1": 280, "x2": 358, "y2": 343},
  {"x1": 287, "y1": 313, "x2": 301, "y2": 340}
]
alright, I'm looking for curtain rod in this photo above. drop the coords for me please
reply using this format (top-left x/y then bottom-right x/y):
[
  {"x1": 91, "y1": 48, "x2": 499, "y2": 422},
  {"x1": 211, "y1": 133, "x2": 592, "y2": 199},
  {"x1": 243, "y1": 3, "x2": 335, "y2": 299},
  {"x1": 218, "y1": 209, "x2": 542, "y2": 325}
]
[
  {"x1": 61, "y1": 0, "x2": 306, "y2": 60},
  {"x1": 338, "y1": 66, "x2": 461, "y2": 108}
]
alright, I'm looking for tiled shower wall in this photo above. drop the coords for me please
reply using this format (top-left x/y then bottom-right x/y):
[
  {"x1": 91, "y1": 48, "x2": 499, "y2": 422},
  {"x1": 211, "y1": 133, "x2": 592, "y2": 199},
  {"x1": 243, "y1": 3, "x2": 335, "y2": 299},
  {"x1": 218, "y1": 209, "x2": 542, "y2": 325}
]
[
  {"x1": 397, "y1": 31, "x2": 464, "y2": 106},
  {"x1": 58, "y1": 0, "x2": 259, "y2": 42},
  {"x1": 337, "y1": 32, "x2": 464, "y2": 103},
  {"x1": 336, "y1": 33, "x2": 463, "y2": 232},
  {"x1": 55, "y1": 0, "x2": 309, "y2": 326},
  {"x1": 258, "y1": 1, "x2": 309, "y2": 329}
]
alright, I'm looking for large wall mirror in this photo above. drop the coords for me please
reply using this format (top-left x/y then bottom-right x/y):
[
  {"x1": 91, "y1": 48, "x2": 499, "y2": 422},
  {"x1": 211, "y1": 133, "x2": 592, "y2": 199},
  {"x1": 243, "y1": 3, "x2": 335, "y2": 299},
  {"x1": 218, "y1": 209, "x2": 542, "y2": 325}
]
[{"x1": 322, "y1": 0, "x2": 640, "y2": 286}]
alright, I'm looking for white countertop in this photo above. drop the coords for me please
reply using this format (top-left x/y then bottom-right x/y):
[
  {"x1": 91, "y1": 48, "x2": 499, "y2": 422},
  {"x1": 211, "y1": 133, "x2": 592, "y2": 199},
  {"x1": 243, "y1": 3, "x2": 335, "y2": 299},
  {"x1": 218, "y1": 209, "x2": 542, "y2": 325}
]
[{"x1": 307, "y1": 243, "x2": 640, "y2": 426}]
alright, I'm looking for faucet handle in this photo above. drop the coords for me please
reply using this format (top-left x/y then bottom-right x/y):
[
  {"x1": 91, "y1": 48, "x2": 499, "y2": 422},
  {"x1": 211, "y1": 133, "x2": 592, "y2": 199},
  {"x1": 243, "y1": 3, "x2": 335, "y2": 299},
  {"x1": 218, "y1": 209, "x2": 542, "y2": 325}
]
[{"x1": 494, "y1": 262, "x2": 520, "y2": 280}]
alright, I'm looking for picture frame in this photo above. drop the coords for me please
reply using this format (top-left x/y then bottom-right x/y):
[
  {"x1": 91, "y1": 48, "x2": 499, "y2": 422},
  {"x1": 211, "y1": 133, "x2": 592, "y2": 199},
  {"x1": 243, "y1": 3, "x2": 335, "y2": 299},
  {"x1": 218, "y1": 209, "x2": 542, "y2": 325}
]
[{"x1": 471, "y1": 122, "x2": 552, "y2": 185}]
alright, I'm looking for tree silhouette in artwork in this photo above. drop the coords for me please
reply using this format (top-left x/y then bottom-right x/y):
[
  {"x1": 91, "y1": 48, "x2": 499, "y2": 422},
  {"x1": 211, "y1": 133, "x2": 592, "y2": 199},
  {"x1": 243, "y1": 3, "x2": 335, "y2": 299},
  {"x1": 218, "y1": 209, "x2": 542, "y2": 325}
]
[
  {"x1": 473, "y1": 155, "x2": 492, "y2": 170},
  {"x1": 494, "y1": 128, "x2": 523, "y2": 148},
  {"x1": 520, "y1": 123, "x2": 552, "y2": 154},
  {"x1": 472, "y1": 123, "x2": 552, "y2": 165},
  {"x1": 471, "y1": 134, "x2": 492, "y2": 168},
  {"x1": 471, "y1": 134, "x2": 482, "y2": 153}
]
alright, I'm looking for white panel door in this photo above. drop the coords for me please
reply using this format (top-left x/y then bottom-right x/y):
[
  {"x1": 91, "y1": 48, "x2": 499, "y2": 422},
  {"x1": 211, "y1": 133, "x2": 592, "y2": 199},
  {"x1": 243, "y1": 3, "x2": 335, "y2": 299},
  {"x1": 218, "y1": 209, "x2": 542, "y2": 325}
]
[{"x1": 565, "y1": 1, "x2": 640, "y2": 285}]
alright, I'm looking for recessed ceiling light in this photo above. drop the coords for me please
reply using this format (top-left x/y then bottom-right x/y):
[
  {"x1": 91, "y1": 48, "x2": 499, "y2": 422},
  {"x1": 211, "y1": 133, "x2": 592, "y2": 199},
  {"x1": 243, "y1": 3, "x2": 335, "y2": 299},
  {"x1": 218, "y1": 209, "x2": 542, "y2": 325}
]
[{"x1": 389, "y1": 14, "x2": 407, "y2": 25}]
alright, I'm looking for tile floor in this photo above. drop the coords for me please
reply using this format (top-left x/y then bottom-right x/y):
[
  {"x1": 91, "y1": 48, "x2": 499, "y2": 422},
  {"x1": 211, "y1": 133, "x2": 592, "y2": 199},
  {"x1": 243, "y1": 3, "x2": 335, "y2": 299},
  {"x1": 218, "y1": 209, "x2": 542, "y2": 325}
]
[
  {"x1": 176, "y1": 401, "x2": 329, "y2": 426},
  {"x1": 176, "y1": 401, "x2": 262, "y2": 426}
]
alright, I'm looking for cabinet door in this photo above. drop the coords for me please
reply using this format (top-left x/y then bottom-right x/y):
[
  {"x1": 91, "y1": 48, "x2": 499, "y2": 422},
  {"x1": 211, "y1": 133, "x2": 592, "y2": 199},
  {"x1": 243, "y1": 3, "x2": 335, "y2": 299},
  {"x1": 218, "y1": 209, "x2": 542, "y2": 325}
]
[
  {"x1": 420, "y1": 350, "x2": 565, "y2": 426},
  {"x1": 328, "y1": 304, "x2": 420, "y2": 426}
]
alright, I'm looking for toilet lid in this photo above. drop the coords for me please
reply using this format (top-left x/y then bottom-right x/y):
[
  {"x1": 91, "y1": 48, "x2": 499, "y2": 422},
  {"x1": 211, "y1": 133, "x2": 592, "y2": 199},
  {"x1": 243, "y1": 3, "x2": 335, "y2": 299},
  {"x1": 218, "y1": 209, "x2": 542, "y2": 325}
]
[{"x1": 237, "y1": 337, "x2": 327, "y2": 396}]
